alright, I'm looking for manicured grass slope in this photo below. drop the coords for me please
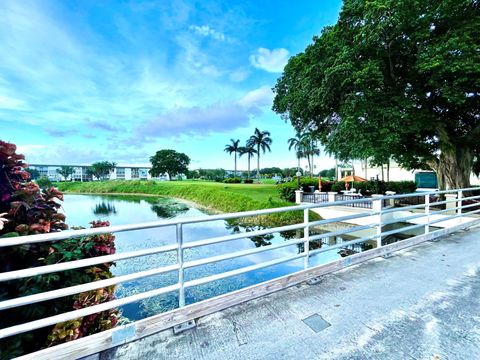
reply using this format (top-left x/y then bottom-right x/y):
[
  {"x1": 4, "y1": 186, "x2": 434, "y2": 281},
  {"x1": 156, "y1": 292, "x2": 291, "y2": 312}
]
[{"x1": 56, "y1": 180, "x2": 307, "y2": 226}]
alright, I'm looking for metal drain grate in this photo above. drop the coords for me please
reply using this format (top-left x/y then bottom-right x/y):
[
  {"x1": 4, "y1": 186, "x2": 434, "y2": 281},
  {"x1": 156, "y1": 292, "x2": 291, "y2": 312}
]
[{"x1": 302, "y1": 314, "x2": 331, "y2": 333}]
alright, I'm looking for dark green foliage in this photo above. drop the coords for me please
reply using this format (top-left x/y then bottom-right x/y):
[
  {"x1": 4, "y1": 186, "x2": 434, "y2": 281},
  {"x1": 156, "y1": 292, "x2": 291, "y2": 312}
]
[
  {"x1": 223, "y1": 177, "x2": 241, "y2": 184},
  {"x1": 149, "y1": 149, "x2": 190, "y2": 180},
  {"x1": 273, "y1": 0, "x2": 480, "y2": 190},
  {"x1": 25, "y1": 168, "x2": 40, "y2": 180},
  {"x1": 319, "y1": 168, "x2": 336, "y2": 179},
  {"x1": 277, "y1": 182, "x2": 298, "y2": 202},
  {"x1": 56, "y1": 166, "x2": 75, "y2": 181},
  {"x1": 244, "y1": 179, "x2": 254, "y2": 184},
  {"x1": 89, "y1": 161, "x2": 116, "y2": 180},
  {"x1": 36, "y1": 176, "x2": 53, "y2": 189}
]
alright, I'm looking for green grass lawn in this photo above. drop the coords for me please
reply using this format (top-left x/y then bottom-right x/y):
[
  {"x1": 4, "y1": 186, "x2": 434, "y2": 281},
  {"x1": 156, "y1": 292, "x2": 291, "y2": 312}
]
[{"x1": 55, "y1": 180, "x2": 306, "y2": 226}]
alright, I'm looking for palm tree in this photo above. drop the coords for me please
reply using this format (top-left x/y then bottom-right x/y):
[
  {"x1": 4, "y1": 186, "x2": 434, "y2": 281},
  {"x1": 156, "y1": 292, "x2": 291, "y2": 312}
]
[
  {"x1": 238, "y1": 145, "x2": 257, "y2": 179},
  {"x1": 288, "y1": 133, "x2": 305, "y2": 175},
  {"x1": 247, "y1": 128, "x2": 272, "y2": 182},
  {"x1": 224, "y1": 139, "x2": 241, "y2": 177},
  {"x1": 301, "y1": 131, "x2": 320, "y2": 176}
]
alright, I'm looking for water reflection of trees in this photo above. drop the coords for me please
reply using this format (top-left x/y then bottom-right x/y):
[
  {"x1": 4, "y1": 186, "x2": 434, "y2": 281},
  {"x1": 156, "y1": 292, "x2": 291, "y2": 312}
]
[
  {"x1": 93, "y1": 202, "x2": 117, "y2": 215},
  {"x1": 224, "y1": 221, "x2": 274, "y2": 248},
  {"x1": 150, "y1": 202, "x2": 189, "y2": 219}
]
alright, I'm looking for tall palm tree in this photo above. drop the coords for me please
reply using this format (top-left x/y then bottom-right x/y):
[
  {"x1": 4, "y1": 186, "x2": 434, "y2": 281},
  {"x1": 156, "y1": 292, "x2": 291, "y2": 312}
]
[
  {"x1": 288, "y1": 132, "x2": 305, "y2": 175},
  {"x1": 247, "y1": 128, "x2": 272, "y2": 182},
  {"x1": 238, "y1": 145, "x2": 257, "y2": 179},
  {"x1": 301, "y1": 131, "x2": 320, "y2": 176},
  {"x1": 224, "y1": 139, "x2": 241, "y2": 177}
]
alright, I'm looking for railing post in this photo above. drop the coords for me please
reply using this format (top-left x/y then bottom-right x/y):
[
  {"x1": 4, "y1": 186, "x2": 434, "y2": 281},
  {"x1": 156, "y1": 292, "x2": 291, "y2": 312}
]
[
  {"x1": 295, "y1": 189, "x2": 304, "y2": 204},
  {"x1": 303, "y1": 208, "x2": 310, "y2": 269},
  {"x1": 372, "y1": 195, "x2": 383, "y2": 248},
  {"x1": 458, "y1": 190, "x2": 463, "y2": 215},
  {"x1": 176, "y1": 223, "x2": 185, "y2": 307},
  {"x1": 425, "y1": 194, "x2": 430, "y2": 234},
  {"x1": 328, "y1": 192, "x2": 337, "y2": 203}
]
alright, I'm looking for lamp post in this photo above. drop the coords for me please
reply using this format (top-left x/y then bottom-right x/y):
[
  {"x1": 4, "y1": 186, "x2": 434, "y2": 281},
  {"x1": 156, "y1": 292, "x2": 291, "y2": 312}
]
[{"x1": 296, "y1": 171, "x2": 302, "y2": 189}]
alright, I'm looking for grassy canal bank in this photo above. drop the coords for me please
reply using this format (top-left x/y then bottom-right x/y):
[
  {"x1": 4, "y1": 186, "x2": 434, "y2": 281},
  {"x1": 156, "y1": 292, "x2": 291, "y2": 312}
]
[{"x1": 55, "y1": 180, "x2": 313, "y2": 226}]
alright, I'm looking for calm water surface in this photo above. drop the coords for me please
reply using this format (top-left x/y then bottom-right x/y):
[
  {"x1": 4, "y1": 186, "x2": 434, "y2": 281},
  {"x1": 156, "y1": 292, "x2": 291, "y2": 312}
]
[{"x1": 62, "y1": 194, "x2": 342, "y2": 320}]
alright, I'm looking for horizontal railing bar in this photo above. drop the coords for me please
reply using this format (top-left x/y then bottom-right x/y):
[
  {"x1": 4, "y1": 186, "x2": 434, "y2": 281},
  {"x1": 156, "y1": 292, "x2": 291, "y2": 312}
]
[
  {"x1": 382, "y1": 203, "x2": 429, "y2": 214},
  {"x1": 0, "y1": 283, "x2": 180, "y2": 339},
  {"x1": 381, "y1": 212, "x2": 430, "y2": 226},
  {"x1": 309, "y1": 234, "x2": 379, "y2": 256},
  {"x1": 0, "y1": 243, "x2": 178, "y2": 282},
  {"x1": 184, "y1": 253, "x2": 305, "y2": 288},
  {"x1": 182, "y1": 222, "x2": 307, "y2": 250},
  {"x1": 0, "y1": 264, "x2": 179, "y2": 311},
  {"x1": 183, "y1": 238, "x2": 306, "y2": 269},
  {"x1": 308, "y1": 212, "x2": 376, "y2": 227},
  {"x1": 309, "y1": 223, "x2": 378, "y2": 242}
]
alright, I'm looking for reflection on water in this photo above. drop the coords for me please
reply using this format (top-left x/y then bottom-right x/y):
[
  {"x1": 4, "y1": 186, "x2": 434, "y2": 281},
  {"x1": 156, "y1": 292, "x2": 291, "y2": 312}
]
[
  {"x1": 62, "y1": 194, "x2": 350, "y2": 321},
  {"x1": 93, "y1": 202, "x2": 117, "y2": 215}
]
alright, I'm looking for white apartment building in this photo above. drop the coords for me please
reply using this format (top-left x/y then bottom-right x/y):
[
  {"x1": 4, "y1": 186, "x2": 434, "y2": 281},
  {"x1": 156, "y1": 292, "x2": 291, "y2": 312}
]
[{"x1": 28, "y1": 163, "x2": 168, "y2": 181}]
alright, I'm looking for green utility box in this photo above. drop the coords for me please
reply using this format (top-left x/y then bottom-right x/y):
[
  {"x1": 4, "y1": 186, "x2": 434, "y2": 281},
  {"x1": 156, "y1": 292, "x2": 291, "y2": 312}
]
[{"x1": 415, "y1": 172, "x2": 438, "y2": 189}]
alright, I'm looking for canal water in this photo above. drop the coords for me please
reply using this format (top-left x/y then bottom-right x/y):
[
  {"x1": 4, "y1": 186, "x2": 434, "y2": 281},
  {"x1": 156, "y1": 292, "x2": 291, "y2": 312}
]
[{"x1": 62, "y1": 194, "x2": 344, "y2": 321}]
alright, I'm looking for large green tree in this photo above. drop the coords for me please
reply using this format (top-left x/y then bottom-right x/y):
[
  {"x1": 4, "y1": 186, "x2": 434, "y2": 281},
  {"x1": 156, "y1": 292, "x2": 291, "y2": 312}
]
[
  {"x1": 273, "y1": 0, "x2": 480, "y2": 190},
  {"x1": 90, "y1": 161, "x2": 116, "y2": 180},
  {"x1": 149, "y1": 149, "x2": 190, "y2": 180},
  {"x1": 56, "y1": 166, "x2": 75, "y2": 181}
]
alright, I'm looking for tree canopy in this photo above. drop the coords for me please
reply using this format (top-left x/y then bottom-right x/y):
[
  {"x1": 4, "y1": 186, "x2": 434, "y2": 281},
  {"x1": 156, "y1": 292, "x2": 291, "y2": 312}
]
[
  {"x1": 149, "y1": 149, "x2": 190, "y2": 180},
  {"x1": 89, "y1": 161, "x2": 116, "y2": 180},
  {"x1": 273, "y1": 0, "x2": 479, "y2": 190}
]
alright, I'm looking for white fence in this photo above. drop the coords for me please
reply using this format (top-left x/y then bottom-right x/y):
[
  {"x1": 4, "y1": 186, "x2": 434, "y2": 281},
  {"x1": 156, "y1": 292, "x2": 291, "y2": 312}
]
[{"x1": 2, "y1": 187, "x2": 480, "y2": 359}]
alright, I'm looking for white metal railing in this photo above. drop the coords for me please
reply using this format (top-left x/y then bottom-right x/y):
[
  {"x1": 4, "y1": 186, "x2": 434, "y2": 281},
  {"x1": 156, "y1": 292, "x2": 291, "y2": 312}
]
[{"x1": 1, "y1": 187, "x2": 480, "y2": 344}]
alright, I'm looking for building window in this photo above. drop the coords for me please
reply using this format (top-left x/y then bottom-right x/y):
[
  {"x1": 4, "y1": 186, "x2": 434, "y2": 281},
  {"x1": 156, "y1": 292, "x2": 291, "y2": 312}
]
[
  {"x1": 131, "y1": 168, "x2": 139, "y2": 179},
  {"x1": 116, "y1": 168, "x2": 125, "y2": 179}
]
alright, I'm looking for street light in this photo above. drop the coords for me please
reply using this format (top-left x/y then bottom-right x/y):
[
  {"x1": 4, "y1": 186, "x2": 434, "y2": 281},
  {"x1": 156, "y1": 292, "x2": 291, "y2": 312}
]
[{"x1": 296, "y1": 171, "x2": 302, "y2": 189}]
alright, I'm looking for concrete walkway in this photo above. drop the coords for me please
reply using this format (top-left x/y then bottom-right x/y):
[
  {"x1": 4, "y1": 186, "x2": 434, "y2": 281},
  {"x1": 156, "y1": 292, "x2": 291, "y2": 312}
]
[{"x1": 100, "y1": 227, "x2": 480, "y2": 360}]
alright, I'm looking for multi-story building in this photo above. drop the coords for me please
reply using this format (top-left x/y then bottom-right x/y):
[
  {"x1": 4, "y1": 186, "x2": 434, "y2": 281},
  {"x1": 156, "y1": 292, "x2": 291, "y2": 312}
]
[{"x1": 27, "y1": 164, "x2": 168, "y2": 181}]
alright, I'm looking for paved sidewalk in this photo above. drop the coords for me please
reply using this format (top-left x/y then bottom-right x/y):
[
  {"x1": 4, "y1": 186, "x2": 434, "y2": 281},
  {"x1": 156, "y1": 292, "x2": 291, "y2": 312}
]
[{"x1": 101, "y1": 227, "x2": 480, "y2": 360}]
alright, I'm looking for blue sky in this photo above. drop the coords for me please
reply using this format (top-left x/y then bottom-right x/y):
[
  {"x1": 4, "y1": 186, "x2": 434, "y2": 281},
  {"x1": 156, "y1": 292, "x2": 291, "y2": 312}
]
[{"x1": 0, "y1": 0, "x2": 342, "y2": 170}]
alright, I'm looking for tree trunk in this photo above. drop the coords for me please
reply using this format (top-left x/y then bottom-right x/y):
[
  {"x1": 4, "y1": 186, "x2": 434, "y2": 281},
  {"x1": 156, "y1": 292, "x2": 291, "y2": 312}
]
[
  {"x1": 431, "y1": 146, "x2": 472, "y2": 190},
  {"x1": 247, "y1": 156, "x2": 251, "y2": 179},
  {"x1": 257, "y1": 145, "x2": 260, "y2": 182},
  {"x1": 381, "y1": 165, "x2": 384, "y2": 181},
  {"x1": 386, "y1": 161, "x2": 390, "y2": 183},
  {"x1": 234, "y1": 152, "x2": 237, "y2": 177}
]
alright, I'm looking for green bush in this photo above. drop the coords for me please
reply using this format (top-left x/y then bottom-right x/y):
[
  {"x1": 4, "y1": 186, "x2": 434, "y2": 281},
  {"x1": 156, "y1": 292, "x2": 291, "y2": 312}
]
[
  {"x1": 385, "y1": 181, "x2": 416, "y2": 194},
  {"x1": 244, "y1": 179, "x2": 254, "y2": 184},
  {"x1": 36, "y1": 176, "x2": 53, "y2": 189},
  {"x1": 277, "y1": 182, "x2": 298, "y2": 202},
  {"x1": 224, "y1": 177, "x2": 241, "y2": 183}
]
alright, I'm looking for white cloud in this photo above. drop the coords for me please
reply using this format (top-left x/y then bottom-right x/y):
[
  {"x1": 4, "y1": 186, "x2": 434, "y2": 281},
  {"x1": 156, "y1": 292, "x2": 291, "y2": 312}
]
[
  {"x1": 229, "y1": 68, "x2": 250, "y2": 82},
  {"x1": 249, "y1": 47, "x2": 290, "y2": 73},
  {"x1": 189, "y1": 24, "x2": 228, "y2": 42},
  {"x1": 201, "y1": 65, "x2": 223, "y2": 77},
  {"x1": 0, "y1": 95, "x2": 26, "y2": 110},
  {"x1": 238, "y1": 85, "x2": 273, "y2": 108}
]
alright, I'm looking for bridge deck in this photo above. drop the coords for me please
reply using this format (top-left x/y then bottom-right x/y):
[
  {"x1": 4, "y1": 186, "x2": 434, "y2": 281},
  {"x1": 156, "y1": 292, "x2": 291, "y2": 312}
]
[{"x1": 99, "y1": 226, "x2": 480, "y2": 360}]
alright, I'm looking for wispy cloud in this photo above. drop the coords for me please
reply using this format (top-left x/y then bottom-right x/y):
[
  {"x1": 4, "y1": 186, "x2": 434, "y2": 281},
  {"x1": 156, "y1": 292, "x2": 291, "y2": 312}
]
[
  {"x1": 250, "y1": 48, "x2": 290, "y2": 73},
  {"x1": 189, "y1": 24, "x2": 231, "y2": 42},
  {"x1": 238, "y1": 85, "x2": 274, "y2": 108}
]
